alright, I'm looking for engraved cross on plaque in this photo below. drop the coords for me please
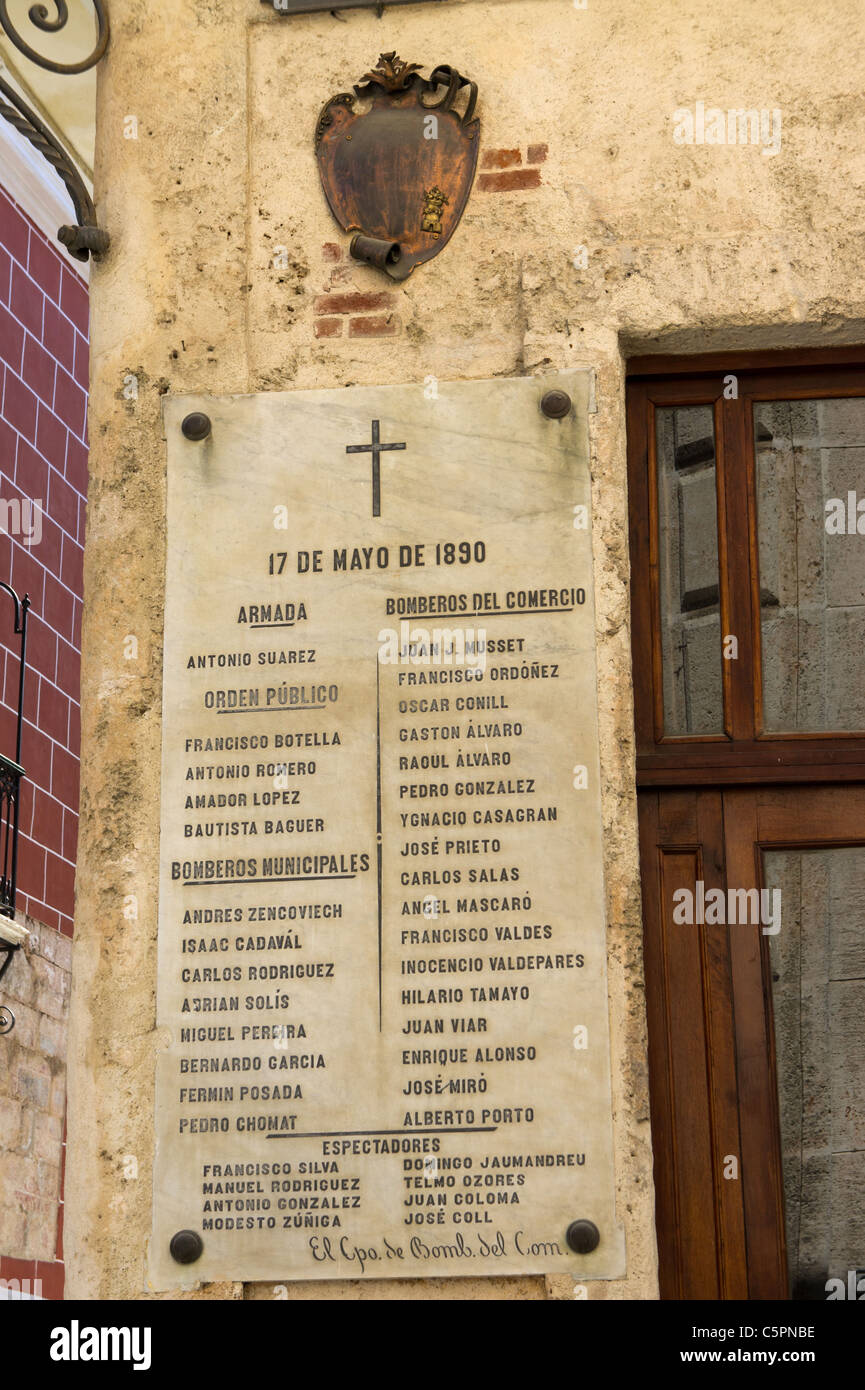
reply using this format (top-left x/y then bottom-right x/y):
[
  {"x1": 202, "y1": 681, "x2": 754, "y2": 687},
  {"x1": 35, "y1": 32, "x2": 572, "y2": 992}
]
[{"x1": 346, "y1": 419, "x2": 406, "y2": 517}]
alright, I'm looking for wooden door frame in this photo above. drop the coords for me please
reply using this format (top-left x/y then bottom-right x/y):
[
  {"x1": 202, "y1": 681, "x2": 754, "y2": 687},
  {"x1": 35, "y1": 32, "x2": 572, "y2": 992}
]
[
  {"x1": 729, "y1": 786, "x2": 865, "y2": 1297},
  {"x1": 628, "y1": 349, "x2": 865, "y2": 787},
  {"x1": 639, "y1": 788, "x2": 752, "y2": 1299},
  {"x1": 641, "y1": 784, "x2": 865, "y2": 1299},
  {"x1": 628, "y1": 349, "x2": 865, "y2": 1299}
]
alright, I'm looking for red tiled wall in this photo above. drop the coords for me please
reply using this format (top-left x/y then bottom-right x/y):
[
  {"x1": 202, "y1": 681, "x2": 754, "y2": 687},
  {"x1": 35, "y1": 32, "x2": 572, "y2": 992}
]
[{"x1": 0, "y1": 185, "x2": 87, "y2": 939}]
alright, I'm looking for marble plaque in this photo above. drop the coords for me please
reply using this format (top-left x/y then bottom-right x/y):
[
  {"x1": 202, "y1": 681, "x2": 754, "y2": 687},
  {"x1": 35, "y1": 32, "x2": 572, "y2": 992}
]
[{"x1": 150, "y1": 373, "x2": 624, "y2": 1286}]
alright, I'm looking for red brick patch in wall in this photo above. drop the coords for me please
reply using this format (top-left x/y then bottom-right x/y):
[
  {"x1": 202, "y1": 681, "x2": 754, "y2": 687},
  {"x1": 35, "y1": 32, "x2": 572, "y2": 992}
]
[
  {"x1": 0, "y1": 184, "x2": 87, "y2": 939},
  {"x1": 348, "y1": 315, "x2": 399, "y2": 338},
  {"x1": 313, "y1": 244, "x2": 402, "y2": 339},
  {"x1": 478, "y1": 143, "x2": 548, "y2": 193},
  {"x1": 482, "y1": 148, "x2": 522, "y2": 169}
]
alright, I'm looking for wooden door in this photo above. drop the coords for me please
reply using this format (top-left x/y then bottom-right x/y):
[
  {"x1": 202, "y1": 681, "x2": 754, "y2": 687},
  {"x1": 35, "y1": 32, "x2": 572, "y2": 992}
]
[{"x1": 628, "y1": 351, "x2": 865, "y2": 1299}]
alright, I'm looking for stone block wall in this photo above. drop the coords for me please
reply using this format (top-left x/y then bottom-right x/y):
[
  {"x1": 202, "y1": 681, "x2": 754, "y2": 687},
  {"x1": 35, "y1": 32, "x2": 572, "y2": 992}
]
[
  {"x1": 757, "y1": 399, "x2": 865, "y2": 731},
  {"x1": 768, "y1": 847, "x2": 865, "y2": 1296},
  {"x1": 0, "y1": 912, "x2": 70, "y2": 1299}
]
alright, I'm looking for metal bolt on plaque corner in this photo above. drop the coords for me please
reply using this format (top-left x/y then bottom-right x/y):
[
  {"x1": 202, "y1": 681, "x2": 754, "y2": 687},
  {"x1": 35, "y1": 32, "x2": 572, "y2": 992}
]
[
  {"x1": 181, "y1": 412, "x2": 212, "y2": 441},
  {"x1": 540, "y1": 389, "x2": 573, "y2": 420},
  {"x1": 566, "y1": 1219, "x2": 601, "y2": 1255},
  {"x1": 169, "y1": 1229, "x2": 204, "y2": 1264}
]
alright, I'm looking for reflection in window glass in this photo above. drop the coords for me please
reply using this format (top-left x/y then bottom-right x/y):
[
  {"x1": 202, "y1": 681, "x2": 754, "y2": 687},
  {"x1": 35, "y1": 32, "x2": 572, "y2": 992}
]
[
  {"x1": 756, "y1": 398, "x2": 865, "y2": 731},
  {"x1": 655, "y1": 405, "x2": 723, "y2": 735},
  {"x1": 766, "y1": 846, "x2": 865, "y2": 1298}
]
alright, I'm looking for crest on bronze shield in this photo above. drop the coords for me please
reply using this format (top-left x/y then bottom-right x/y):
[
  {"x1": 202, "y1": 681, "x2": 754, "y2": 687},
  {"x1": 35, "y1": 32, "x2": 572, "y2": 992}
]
[{"x1": 315, "y1": 53, "x2": 479, "y2": 281}]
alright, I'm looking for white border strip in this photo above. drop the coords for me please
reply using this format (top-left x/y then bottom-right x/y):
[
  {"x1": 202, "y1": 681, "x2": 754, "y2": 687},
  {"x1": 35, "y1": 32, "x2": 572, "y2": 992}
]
[{"x1": 0, "y1": 115, "x2": 89, "y2": 279}]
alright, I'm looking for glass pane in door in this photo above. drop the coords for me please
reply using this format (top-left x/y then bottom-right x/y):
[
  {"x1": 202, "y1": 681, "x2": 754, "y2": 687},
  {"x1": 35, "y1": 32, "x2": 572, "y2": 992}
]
[
  {"x1": 655, "y1": 404, "x2": 724, "y2": 735},
  {"x1": 765, "y1": 846, "x2": 865, "y2": 1298},
  {"x1": 756, "y1": 398, "x2": 865, "y2": 731}
]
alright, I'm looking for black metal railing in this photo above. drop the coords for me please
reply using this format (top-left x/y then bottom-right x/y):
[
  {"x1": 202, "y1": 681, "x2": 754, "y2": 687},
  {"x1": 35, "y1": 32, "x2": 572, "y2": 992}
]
[
  {"x1": 0, "y1": 751, "x2": 25, "y2": 918},
  {"x1": 0, "y1": 581, "x2": 29, "y2": 1034}
]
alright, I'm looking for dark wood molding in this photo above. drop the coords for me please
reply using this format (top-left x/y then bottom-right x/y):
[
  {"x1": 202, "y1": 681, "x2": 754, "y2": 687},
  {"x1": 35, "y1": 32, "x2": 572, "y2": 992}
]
[{"x1": 628, "y1": 346, "x2": 865, "y2": 377}]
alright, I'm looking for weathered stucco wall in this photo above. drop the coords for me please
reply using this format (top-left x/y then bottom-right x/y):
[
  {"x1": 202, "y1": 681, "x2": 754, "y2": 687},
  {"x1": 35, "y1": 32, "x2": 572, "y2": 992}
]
[
  {"x1": 1, "y1": 913, "x2": 70, "y2": 1263},
  {"x1": 67, "y1": 0, "x2": 865, "y2": 1299}
]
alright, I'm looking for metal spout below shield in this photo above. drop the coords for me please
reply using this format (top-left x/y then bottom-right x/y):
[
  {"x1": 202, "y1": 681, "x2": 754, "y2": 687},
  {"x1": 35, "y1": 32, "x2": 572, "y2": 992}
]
[{"x1": 350, "y1": 234, "x2": 402, "y2": 271}]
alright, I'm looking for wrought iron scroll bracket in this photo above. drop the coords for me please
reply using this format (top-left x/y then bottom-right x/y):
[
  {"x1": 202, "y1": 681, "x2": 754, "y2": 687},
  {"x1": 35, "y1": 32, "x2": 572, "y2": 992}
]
[
  {"x1": 262, "y1": 1, "x2": 447, "y2": 15},
  {"x1": 0, "y1": 2, "x2": 110, "y2": 261},
  {"x1": 0, "y1": 581, "x2": 29, "y2": 1036}
]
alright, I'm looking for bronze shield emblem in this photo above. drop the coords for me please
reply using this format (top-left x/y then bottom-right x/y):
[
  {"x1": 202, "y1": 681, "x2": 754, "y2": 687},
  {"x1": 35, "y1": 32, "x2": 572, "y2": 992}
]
[{"x1": 315, "y1": 52, "x2": 479, "y2": 281}]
